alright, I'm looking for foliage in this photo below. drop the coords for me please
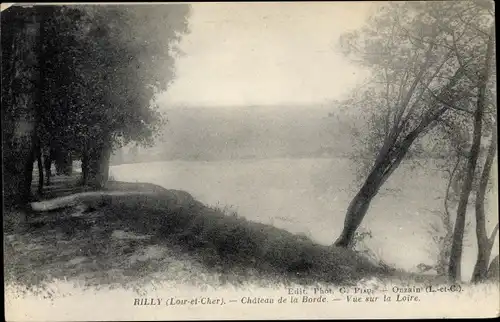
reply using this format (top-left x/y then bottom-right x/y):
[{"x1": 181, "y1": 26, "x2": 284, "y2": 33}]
[
  {"x1": 336, "y1": 1, "x2": 494, "y2": 183},
  {"x1": 351, "y1": 228, "x2": 393, "y2": 272},
  {"x1": 34, "y1": 5, "x2": 191, "y2": 154},
  {"x1": 211, "y1": 202, "x2": 239, "y2": 218},
  {"x1": 2, "y1": 4, "x2": 191, "y2": 196},
  {"x1": 423, "y1": 208, "x2": 473, "y2": 276},
  {"x1": 331, "y1": 0, "x2": 495, "y2": 250}
]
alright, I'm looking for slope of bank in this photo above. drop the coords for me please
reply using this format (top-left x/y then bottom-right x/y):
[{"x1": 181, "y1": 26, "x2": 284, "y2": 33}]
[{"x1": 4, "y1": 179, "x2": 400, "y2": 294}]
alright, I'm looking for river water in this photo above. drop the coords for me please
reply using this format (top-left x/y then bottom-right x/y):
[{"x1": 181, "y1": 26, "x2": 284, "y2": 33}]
[{"x1": 110, "y1": 157, "x2": 498, "y2": 281}]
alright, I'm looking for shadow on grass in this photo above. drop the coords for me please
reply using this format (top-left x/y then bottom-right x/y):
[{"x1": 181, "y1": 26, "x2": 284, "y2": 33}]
[{"x1": 5, "y1": 180, "x2": 392, "y2": 291}]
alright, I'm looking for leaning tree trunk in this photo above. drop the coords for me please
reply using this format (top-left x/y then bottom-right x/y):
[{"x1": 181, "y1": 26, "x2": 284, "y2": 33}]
[
  {"x1": 334, "y1": 171, "x2": 385, "y2": 248},
  {"x1": 448, "y1": 24, "x2": 495, "y2": 282},
  {"x1": 471, "y1": 128, "x2": 498, "y2": 283},
  {"x1": 334, "y1": 131, "x2": 419, "y2": 247}
]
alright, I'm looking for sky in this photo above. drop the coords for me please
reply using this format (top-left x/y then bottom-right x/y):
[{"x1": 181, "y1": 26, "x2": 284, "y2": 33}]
[{"x1": 158, "y1": 2, "x2": 376, "y2": 108}]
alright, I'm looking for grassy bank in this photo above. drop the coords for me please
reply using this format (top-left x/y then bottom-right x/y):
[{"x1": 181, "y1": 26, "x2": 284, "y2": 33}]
[{"x1": 5, "y1": 180, "x2": 396, "y2": 293}]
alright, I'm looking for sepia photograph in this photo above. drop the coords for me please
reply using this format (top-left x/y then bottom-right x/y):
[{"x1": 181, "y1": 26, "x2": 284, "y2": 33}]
[{"x1": 2, "y1": 1, "x2": 499, "y2": 320}]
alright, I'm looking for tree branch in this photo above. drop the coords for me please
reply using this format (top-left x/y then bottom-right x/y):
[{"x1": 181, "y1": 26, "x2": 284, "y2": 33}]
[
  {"x1": 383, "y1": 66, "x2": 393, "y2": 139},
  {"x1": 489, "y1": 223, "x2": 499, "y2": 245},
  {"x1": 457, "y1": 14, "x2": 490, "y2": 38},
  {"x1": 391, "y1": 27, "x2": 439, "y2": 131},
  {"x1": 398, "y1": 48, "x2": 455, "y2": 134},
  {"x1": 451, "y1": 30, "x2": 480, "y2": 83},
  {"x1": 426, "y1": 85, "x2": 474, "y2": 115}
]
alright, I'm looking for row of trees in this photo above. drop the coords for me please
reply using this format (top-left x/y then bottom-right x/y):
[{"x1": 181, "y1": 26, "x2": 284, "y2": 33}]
[
  {"x1": 333, "y1": 0, "x2": 497, "y2": 283},
  {"x1": 2, "y1": 5, "x2": 190, "y2": 205}
]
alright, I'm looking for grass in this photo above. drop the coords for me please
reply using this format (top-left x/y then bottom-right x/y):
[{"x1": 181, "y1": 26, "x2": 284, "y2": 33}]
[
  {"x1": 5, "y1": 176, "x2": 500, "y2": 321},
  {"x1": 4, "y1": 179, "x2": 396, "y2": 293}
]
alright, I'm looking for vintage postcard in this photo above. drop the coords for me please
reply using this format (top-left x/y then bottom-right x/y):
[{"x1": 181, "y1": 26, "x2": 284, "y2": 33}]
[{"x1": 3, "y1": 1, "x2": 499, "y2": 320}]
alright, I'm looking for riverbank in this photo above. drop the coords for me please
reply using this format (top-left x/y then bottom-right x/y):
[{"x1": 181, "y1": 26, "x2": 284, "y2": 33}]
[
  {"x1": 4, "y1": 177, "x2": 399, "y2": 295},
  {"x1": 6, "y1": 177, "x2": 500, "y2": 321}
]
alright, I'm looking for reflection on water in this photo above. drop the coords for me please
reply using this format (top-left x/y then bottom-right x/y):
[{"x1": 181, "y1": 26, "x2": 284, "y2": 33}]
[{"x1": 110, "y1": 157, "x2": 497, "y2": 281}]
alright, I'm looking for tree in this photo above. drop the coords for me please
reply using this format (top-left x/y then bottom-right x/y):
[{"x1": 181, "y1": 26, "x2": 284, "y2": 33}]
[
  {"x1": 333, "y1": 1, "x2": 487, "y2": 248},
  {"x1": 422, "y1": 74, "x2": 495, "y2": 279},
  {"x1": 420, "y1": 26, "x2": 496, "y2": 282},
  {"x1": 1, "y1": 6, "x2": 42, "y2": 205},
  {"x1": 471, "y1": 125, "x2": 498, "y2": 283},
  {"x1": 423, "y1": 106, "x2": 493, "y2": 279},
  {"x1": 57, "y1": 5, "x2": 190, "y2": 187},
  {"x1": 2, "y1": 4, "x2": 191, "y2": 204},
  {"x1": 470, "y1": 65, "x2": 497, "y2": 283},
  {"x1": 447, "y1": 13, "x2": 495, "y2": 281}
]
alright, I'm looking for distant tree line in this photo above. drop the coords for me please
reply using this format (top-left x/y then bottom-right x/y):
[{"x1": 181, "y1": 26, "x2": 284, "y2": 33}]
[{"x1": 2, "y1": 5, "x2": 190, "y2": 208}]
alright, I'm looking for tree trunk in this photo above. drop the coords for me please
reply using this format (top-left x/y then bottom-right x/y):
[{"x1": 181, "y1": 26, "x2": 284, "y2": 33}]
[
  {"x1": 55, "y1": 149, "x2": 65, "y2": 175},
  {"x1": 335, "y1": 142, "x2": 413, "y2": 247},
  {"x1": 22, "y1": 140, "x2": 36, "y2": 203},
  {"x1": 59, "y1": 151, "x2": 73, "y2": 176},
  {"x1": 18, "y1": 15, "x2": 41, "y2": 206},
  {"x1": 333, "y1": 110, "x2": 432, "y2": 248},
  {"x1": 487, "y1": 255, "x2": 500, "y2": 281},
  {"x1": 448, "y1": 24, "x2": 494, "y2": 282},
  {"x1": 444, "y1": 157, "x2": 462, "y2": 220},
  {"x1": 43, "y1": 147, "x2": 52, "y2": 186},
  {"x1": 88, "y1": 134, "x2": 112, "y2": 189},
  {"x1": 2, "y1": 9, "x2": 41, "y2": 213},
  {"x1": 471, "y1": 129, "x2": 497, "y2": 283},
  {"x1": 98, "y1": 144, "x2": 112, "y2": 184},
  {"x1": 435, "y1": 156, "x2": 462, "y2": 276},
  {"x1": 36, "y1": 143, "x2": 44, "y2": 195},
  {"x1": 81, "y1": 145, "x2": 89, "y2": 186},
  {"x1": 35, "y1": 8, "x2": 47, "y2": 195},
  {"x1": 334, "y1": 184, "x2": 379, "y2": 248}
]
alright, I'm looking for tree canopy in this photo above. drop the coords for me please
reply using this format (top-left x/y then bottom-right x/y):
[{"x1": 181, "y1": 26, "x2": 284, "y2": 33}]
[
  {"x1": 2, "y1": 4, "x2": 191, "y2": 199},
  {"x1": 332, "y1": 0, "x2": 495, "y2": 263}
]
